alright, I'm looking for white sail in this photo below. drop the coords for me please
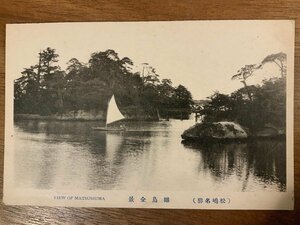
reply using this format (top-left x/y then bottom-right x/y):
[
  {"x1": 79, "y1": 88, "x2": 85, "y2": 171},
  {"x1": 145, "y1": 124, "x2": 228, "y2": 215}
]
[{"x1": 106, "y1": 95, "x2": 125, "y2": 125}]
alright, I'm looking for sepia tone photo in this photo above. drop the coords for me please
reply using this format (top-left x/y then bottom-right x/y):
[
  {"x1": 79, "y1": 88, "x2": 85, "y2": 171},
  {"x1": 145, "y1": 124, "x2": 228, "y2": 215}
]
[{"x1": 4, "y1": 21, "x2": 294, "y2": 209}]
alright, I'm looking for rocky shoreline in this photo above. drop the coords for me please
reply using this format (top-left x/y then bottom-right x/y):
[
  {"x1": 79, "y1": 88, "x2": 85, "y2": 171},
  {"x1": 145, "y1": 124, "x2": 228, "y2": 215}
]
[{"x1": 181, "y1": 121, "x2": 285, "y2": 143}]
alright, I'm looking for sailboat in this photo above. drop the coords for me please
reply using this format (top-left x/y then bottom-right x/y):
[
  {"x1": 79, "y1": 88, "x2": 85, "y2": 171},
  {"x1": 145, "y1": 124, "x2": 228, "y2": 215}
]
[{"x1": 92, "y1": 95, "x2": 126, "y2": 131}]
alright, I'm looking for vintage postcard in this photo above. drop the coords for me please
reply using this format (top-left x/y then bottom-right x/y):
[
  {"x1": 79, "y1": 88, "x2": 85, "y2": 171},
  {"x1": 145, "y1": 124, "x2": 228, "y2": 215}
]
[{"x1": 4, "y1": 21, "x2": 294, "y2": 209}]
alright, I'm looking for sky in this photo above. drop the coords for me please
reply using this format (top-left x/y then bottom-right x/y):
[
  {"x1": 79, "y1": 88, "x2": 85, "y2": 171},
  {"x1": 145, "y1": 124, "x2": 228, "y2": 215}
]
[{"x1": 6, "y1": 20, "x2": 294, "y2": 99}]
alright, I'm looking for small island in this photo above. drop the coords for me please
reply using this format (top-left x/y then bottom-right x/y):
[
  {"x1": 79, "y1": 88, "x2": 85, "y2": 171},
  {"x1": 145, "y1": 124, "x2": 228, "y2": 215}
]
[
  {"x1": 14, "y1": 48, "x2": 193, "y2": 121},
  {"x1": 182, "y1": 52, "x2": 286, "y2": 142}
]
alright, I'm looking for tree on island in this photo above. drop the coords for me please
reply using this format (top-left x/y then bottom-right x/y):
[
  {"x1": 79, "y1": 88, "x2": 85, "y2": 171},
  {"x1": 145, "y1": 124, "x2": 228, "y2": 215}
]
[
  {"x1": 14, "y1": 47, "x2": 193, "y2": 120},
  {"x1": 14, "y1": 47, "x2": 64, "y2": 115},
  {"x1": 231, "y1": 64, "x2": 262, "y2": 100},
  {"x1": 200, "y1": 52, "x2": 286, "y2": 135},
  {"x1": 262, "y1": 52, "x2": 287, "y2": 78}
]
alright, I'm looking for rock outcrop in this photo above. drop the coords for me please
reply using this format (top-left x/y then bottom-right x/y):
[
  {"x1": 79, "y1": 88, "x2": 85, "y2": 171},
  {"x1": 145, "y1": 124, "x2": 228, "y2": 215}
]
[{"x1": 181, "y1": 121, "x2": 248, "y2": 141}]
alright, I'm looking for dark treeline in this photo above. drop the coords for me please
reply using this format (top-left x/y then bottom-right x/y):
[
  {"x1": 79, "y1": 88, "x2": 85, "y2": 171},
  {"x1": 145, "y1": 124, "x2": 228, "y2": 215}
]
[
  {"x1": 14, "y1": 48, "x2": 193, "y2": 119},
  {"x1": 198, "y1": 52, "x2": 286, "y2": 135}
]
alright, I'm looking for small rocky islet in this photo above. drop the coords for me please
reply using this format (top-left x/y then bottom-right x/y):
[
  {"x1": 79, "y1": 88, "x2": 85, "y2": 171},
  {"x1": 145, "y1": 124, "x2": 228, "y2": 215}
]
[{"x1": 181, "y1": 121, "x2": 285, "y2": 143}]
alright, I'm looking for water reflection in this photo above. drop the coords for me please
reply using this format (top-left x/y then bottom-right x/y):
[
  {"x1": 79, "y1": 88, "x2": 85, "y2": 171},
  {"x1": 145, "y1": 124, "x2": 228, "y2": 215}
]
[
  {"x1": 183, "y1": 140, "x2": 286, "y2": 191},
  {"x1": 14, "y1": 119, "x2": 286, "y2": 192}
]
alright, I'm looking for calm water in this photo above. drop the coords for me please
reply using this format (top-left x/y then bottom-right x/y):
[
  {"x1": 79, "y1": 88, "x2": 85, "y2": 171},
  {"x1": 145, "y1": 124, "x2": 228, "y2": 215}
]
[{"x1": 14, "y1": 119, "x2": 286, "y2": 192}]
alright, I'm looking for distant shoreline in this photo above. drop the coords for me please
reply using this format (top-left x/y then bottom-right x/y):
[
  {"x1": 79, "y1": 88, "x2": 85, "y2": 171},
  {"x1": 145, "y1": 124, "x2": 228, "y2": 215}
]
[
  {"x1": 13, "y1": 114, "x2": 164, "y2": 122},
  {"x1": 14, "y1": 113, "x2": 105, "y2": 121}
]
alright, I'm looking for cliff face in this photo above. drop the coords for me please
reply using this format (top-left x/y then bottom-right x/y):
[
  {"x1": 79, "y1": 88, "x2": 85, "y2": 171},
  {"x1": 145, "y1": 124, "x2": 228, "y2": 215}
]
[
  {"x1": 15, "y1": 109, "x2": 106, "y2": 121},
  {"x1": 14, "y1": 108, "x2": 157, "y2": 121},
  {"x1": 55, "y1": 110, "x2": 105, "y2": 120}
]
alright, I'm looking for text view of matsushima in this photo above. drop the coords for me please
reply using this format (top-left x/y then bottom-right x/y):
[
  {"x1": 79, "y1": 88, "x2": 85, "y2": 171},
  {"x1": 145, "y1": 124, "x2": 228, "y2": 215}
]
[{"x1": 13, "y1": 48, "x2": 287, "y2": 192}]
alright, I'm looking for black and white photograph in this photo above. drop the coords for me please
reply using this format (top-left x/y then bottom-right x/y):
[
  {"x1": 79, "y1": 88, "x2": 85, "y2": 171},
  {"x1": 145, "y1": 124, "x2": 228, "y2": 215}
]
[{"x1": 4, "y1": 21, "x2": 294, "y2": 209}]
